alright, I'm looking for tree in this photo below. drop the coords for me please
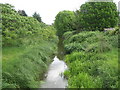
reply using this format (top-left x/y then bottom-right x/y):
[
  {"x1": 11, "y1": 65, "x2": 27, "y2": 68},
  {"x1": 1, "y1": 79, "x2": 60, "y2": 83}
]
[
  {"x1": 18, "y1": 10, "x2": 27, "y2": 16},
  {"x1": 73, "y1": 10, "x2": 85, "y2": 32},
  {"x1": 33, "y1": 12, "x2": 42, "y2": 22},
  {"x1": 54, "y1": 10, "x2": 76, "y2": 36},
  {"x1": 78, "y1": 1, "x2": 118, "y2": 31}
]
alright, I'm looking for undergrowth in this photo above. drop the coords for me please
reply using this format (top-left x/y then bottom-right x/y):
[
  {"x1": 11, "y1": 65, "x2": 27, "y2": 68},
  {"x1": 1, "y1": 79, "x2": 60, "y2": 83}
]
[{"x1": 63, "y1": 29, "x2": 119, "y2": 88}]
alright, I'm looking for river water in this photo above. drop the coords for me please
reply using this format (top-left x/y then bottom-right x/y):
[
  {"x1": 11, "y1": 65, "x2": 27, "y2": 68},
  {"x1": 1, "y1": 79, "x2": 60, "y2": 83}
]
[{"x1": 40, "y1": 56, "x2": 68, "y2": 88}]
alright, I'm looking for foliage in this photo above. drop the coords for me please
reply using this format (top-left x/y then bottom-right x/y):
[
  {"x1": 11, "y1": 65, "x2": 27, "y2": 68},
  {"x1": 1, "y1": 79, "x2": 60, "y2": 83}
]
[
  {"x1": 2, "y1": 41, "x2": 57, "y2": 88},
  {"x1": 33, "y1": 12, "x2": 42, "y2": 22},
  {"x1": 18, "y1": 10, "x2": 27, "y2": 16},
  {"x1": 2, "y1": 3, "x2": 58, "y2": 88},
  {"x1": 63, "y1": 31, "x2": 74, "y2": 42},
  {"x1": 68, "y1": 73, "x2": 97, "y2": 88},
  {"x1": 64, "y1": 31, "x2": 99, "y2": 44},
  {"x1": 76, "y1": 2, "x2": 118, "y2": 31},
  {"x1": 64, "y1": 42, "x2": 85, "y2": 54},
  {"x1": 63, "y1": 30, "x2": 118, "y2": 88},
  {"x1": 64, "y1": 49, "x2": 118, "y2": 88},
  {"x1": 1, "y1": 4, "x2": 48, "y2": 46},
  {"x1": 1, "y1": 1, "x2": 119, "y2": 88},
  {"x1": 54, "y1": 10, "x2": 76, "y2": 36},
  {"x1": 53, "y1": 0, "x2": 119, "y2": 88},
  {"x1": 63, "y1": 31, "x2": 118, "y2": 54}
]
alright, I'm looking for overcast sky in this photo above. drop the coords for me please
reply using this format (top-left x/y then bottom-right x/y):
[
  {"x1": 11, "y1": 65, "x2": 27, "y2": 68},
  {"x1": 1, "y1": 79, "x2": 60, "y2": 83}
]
[{"x1": 0, "y1": 0, "x2": 119, "y2": 25}]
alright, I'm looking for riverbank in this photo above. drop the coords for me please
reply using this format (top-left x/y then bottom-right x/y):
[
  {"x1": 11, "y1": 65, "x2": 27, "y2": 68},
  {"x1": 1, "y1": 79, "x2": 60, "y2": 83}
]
[
  {"x1": 63, "y1": 30, "x2": 119, "y2": 88},
  {"x1": 2, "y1": 41, "x2": 58, "y2": 88},
  {"x1": 2, "y1": 3, "x2": 59, "y2": 88}
]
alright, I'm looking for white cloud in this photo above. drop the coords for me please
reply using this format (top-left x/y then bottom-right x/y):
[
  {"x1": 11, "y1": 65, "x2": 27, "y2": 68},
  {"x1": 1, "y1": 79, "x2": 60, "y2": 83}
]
[{"x1": 0, "y1": 0, "x2": 119, "y2": 24}]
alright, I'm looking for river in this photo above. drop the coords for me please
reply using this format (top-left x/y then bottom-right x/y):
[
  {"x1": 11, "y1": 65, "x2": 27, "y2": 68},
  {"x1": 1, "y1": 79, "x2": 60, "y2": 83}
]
[
  {"x1": 40, "y1": 56, "x2": 68, "y2": 88},
  {"x1": 40, "y1": 36, "x2": 68, "y2": 88}
]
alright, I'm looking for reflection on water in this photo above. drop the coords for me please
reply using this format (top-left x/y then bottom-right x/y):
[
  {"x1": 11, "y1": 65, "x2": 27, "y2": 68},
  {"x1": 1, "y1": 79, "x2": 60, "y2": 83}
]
[{"x1": 40, "y1": 56, "x2": 68, "y2": 88}]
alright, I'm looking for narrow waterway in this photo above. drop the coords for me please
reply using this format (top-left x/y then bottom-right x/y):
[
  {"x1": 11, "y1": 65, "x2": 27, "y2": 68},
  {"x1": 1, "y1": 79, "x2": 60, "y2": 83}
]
[
  {"x1": 57, "y1": 37, "x2": 65, "y2": 60},
  {"x1": 40, "y1": 37, "x2": 68, "y2": 88},
  {"x1": 40, "y1": 56, "x2": 68, "y2": 88}
]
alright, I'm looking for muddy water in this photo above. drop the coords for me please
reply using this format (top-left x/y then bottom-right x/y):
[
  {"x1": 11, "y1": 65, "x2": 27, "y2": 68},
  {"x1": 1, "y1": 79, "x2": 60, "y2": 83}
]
[{"x1": 40, "y1": 56, "x2": 68, "y2": 88}]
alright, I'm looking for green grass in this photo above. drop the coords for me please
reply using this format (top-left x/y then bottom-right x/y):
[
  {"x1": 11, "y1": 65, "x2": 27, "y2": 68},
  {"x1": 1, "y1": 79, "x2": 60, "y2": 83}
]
[
  {"x1": 2, "y1": 41, "x2": 58, "y2": 88},
  {"x1": 103, "y1": 48, "x2": 118, "y2": 68},
  {"x1": 1, "y1": 4, "x2": 58, "y2": 88},
  {"x1": 2, "y1": 46, "x2": 25, "y2": 61},
  {"x1": 64, "y1": 48, "x2": 118, "y2": 88},
  {"x1": 63, "y1": 31, "x2": 118, "y2": 88}
]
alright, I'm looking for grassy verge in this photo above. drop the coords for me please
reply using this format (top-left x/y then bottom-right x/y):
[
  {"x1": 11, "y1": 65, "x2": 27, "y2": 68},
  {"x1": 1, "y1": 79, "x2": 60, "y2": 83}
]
[
  {"x1": 63, "y1": 30, "x2": 119, "y2": 88},
  {"x1": 2, "y1": 41, "x2": 57, "y2": 88},
  {"x1": 1, "y1": 4, "x2": 59, "y2": 88},
  {"x1": 3, "y1": 46, "x2": 25, "y2": 61}
]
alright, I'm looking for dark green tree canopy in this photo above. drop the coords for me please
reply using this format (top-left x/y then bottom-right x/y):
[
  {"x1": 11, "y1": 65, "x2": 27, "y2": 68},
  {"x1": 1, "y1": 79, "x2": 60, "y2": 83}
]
[
  {"x1": 78, "y1": 1, "x2": 118, "y2": 31},
  {"x1": 33, "y1": 12, "x2": 42, "y2": 22},
  {"x1": 18, "y1": 10, "x2": 28, "y2": 16},
  {"x1": 54, "y1": 10, "x2": 76, "y2": 36}
]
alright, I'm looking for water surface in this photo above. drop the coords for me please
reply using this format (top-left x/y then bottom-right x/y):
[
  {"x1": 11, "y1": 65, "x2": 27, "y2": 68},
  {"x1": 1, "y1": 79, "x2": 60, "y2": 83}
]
[{"x1": 41, "y1": 56, "x2": 68, "y2": 88}]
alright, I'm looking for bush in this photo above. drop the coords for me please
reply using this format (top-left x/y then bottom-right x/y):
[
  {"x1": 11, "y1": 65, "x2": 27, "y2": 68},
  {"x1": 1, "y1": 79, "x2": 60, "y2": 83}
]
[
  {"x1": 64, "y1": 50, "x2": 118, "y2": 88},
  {"x1": 64, "y1": 43, "x2": 85, "y2": 54},
  {"x1": 68, "y1": 73, "x2": 96, "y2": 88},
  {"x1": 63, "y1": 30, "x2": 118, "y2": 88},
  {"x1": 63, "y1": 31, "x2": 74, "y2": 44},
  {"x1": 64, "y1": 31, "x2": 113, "y2": 54}
]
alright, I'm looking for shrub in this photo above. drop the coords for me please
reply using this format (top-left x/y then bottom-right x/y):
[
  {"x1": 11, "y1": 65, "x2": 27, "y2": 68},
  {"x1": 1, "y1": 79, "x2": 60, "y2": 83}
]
[
  {"x1": 64, "y1": 43, "x2": 85, "y2": 54},
  {"x1": 68, "y1": 73, "x2": 96, "y2": 88}
]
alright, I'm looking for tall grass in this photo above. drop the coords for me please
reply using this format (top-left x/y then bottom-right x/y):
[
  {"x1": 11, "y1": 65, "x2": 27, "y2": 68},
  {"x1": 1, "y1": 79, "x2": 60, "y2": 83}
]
[
  {"x1": 2, "y1": 3, "x2": 59, "y2": 88},
  {"x1": 63, "y1": 29, "x2": 119, "y2": 88},
  {"x1": 2, "y1": 41, "x2": 57, "y2": 88}
]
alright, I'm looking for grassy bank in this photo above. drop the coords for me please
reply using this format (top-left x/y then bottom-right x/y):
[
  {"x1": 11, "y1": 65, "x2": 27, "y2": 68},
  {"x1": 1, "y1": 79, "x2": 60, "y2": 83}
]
[
  {"x1": 2, "y1": 41, "x2": 57, "y2": 88},
  {"x1": 63, "y1": 29, "x2": 119, "y2": 88},
  {"x1": 1, "y1": 4, "x2": 58, "y2": 88}
]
